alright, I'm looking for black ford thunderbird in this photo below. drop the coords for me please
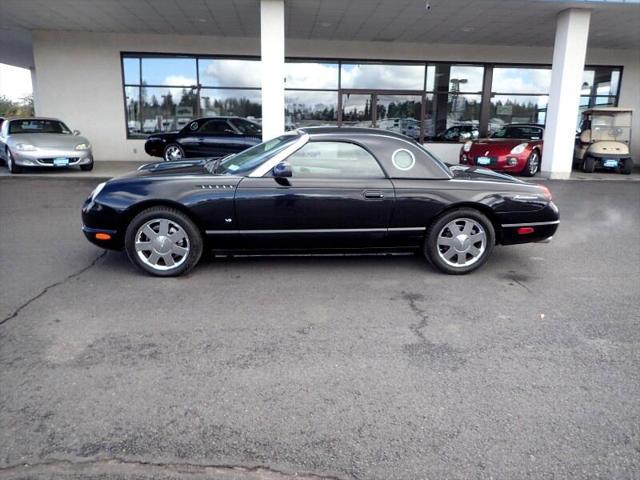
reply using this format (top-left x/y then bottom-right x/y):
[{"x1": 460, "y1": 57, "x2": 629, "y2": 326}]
[{"x1": 82, "y1": 127, "x2": 559, "y2": 276}]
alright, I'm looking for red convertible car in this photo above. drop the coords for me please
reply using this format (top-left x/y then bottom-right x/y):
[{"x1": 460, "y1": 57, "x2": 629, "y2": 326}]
[{"x1": 459, "y1": 124, "x2": 544, "y2": 176}]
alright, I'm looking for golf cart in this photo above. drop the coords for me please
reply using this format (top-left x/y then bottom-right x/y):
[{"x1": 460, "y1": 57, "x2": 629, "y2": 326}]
[{"x1": 575, "y1": 107, "x2": 633, "y2": 174}]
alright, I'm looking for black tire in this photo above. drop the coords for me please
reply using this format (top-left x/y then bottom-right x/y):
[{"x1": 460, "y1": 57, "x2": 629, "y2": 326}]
[
  {"x1": 125, "y1": 206, "x2": 203, "y2": 277},
  {"x1": 583, "y1": 156, "x2": 596, "y2": 173},
  {"x1": 80, "y1": 161, "x2": 94, "y2": 171},
  {"x1": 163, "y1": 143, "x2": 184, "y2": 162},
  {"x1": 620, "y1": 158, "x2": 633, "y2": 175},
  {"x1": 424, "y1": 208, "x2": 495, "y2": 275},
  {"x1": 7, "y1": 149, "x2": 21, "y2": 174},
  {"x1": 521, "y1": 150, "x2": 540, "y2": 177}
]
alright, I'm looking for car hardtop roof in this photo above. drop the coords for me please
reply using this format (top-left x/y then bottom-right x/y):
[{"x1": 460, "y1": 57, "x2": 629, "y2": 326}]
[
  {"x1": 298, "y1": 126, "x2": 416, "y2": 141},
  {"x1": 582, "y1": 107, "x2": 633, "y2": 115},
  {"x1": 6, "y1": 116, "x2": 64, "y2": 122}
]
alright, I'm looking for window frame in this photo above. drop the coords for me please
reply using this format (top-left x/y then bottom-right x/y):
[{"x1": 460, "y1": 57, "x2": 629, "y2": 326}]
[{"x1": 120, "y1": 52, "x2": 623, "y2": 143}]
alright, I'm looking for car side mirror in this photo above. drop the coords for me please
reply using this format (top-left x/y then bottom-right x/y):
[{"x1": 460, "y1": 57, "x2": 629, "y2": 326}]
[
  {"x1": 73, "y1": 129, "x2": 81, "y2": 135},
  {"x1": 273, "y1": 161, "x2": 292, "y2": 178}
]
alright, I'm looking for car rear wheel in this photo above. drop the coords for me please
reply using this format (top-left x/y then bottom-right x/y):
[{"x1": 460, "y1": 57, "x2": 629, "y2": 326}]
[
  {"x1": 125, "y1": 207, "x2": 203, "y2": 277},
  {"x1": 6, "y1": 149, "x2": 21, "y2": 174},
  {"x1": 583, "y1": 156, "x2": 596, "y2": 173},
  {"x1": 163, "y1": 144, "x2": 184, "y2": 162},
  {"x1": 521, "y1": 150, "x2": 540, "y2": 177},
  {"x1": 424, "y1": 208, "x2": 495, "y2": 275},
  {"x1": 621, "y1": 158, "x2": 633, "y2": 175}
]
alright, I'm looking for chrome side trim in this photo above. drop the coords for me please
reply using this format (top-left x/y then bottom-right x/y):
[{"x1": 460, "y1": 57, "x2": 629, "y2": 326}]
[
  {"x1": 248, "y1": 133, "x2": 309, "y2": 177},
  {"x1": 501, "y1": 220, "x2": 560, "y2": 227},
  {"x1": 205, "y1": 227, "x2": 426, "y2": 235}
]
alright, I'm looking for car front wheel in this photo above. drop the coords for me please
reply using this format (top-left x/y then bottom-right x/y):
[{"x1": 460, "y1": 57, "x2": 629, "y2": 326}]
[
  {"x1": 424, "y1": 208, "x2": 495, "y2": 275},
  {"x1": 7, "y1": 149, "x2": 21, "y2": 174},
  {"x1": 163, "y1": 144, "x2": 184, "y2": 162},
  {"x1": 125, "y1": 207, "x2": 203, "y2": 277},
  {"x1": 521, "y1": 150, "x2": 540, "y2": 177}
]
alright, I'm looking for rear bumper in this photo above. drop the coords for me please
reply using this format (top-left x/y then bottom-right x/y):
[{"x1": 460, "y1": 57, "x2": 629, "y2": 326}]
[{"x1": 498, "y1": 201, "x2": 560, "y2": 245}]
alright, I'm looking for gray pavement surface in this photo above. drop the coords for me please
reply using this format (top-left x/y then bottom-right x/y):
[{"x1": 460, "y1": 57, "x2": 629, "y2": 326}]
[{"x1": 0, "y1": 177, "x2": 639, "y2": 479}]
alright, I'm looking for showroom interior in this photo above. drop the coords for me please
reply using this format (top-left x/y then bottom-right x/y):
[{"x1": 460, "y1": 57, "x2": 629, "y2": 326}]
[{"x1": 0, "y1": 0, "x2": 639, "y2": 178}]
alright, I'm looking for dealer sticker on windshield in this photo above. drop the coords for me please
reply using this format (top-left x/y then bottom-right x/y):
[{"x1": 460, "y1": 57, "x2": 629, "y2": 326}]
[
  {"x1": 477, "y1": 156, "x2": 491, "y2": 165},
  {"x1": 53, "y1": 158, "x2": 70, "y2": 167}
]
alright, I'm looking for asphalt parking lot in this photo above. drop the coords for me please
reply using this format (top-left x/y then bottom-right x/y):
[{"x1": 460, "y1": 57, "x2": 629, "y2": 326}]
[{"x1": 0, "y1": 176, "x2": 639, "y2": 479}]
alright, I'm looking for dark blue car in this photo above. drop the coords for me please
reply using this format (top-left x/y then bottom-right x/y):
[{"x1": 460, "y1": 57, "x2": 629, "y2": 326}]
[{"x1": 144, "y1": 116, "x2": 262, "y2": 162}]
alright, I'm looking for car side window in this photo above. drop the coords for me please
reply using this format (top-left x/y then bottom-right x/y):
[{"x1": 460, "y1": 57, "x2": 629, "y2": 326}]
[
  {"x1": 199, "y1": 120, "x2": 234, "y2": 135},
  {"x1": 284, "y1": 141, "x2": 384, "y2": 178}
]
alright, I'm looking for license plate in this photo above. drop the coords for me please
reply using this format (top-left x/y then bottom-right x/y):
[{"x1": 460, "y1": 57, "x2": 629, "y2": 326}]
[
  {"x1": 53, "y1": 157, "x2": 70, "y2": 167},
  {"x1": 603, "y1": 159, "x2": 618, "y2": 168},
  {"x1": 477, "y1": 156, "x2": 491, "y2": 165}
]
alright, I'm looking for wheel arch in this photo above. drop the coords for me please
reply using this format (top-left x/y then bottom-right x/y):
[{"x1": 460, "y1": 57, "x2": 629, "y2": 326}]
[
  {"x1": 121, "y1": 200, "x2": 206, "y2": 238},
  {"x1": 431, "y1": 202, "x2": 502, "y2": 244}
]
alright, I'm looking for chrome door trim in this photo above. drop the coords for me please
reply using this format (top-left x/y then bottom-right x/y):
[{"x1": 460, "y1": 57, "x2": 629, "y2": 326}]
[
  {"x1": 500, "y1": 220, "x2": 560, "y2": 227},
  {"x1": 205, "y1": 226, "x2": 426, "y2": 235}
]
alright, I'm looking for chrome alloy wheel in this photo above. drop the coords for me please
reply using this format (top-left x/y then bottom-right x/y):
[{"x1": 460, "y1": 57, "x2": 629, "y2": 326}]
[
  {"x1": 134, "y1": 218, "x2": 190, "y2": 271},
  {"x1": 436, "y1": 217, "x2": 487, "y2": 268},
  {"x1": 529, "y1": 152, "x2": 540, "y2": 175},
  {"x1": 164, "y1": 145, "x2": 183, "y2": 162}
]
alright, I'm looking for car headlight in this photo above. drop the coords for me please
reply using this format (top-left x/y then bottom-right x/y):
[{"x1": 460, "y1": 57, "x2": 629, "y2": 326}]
[
  {"x1": 75, "y1": 143, "x2": 91, "y2": 150},
  {"x1": 89, "y1": 181, "x2": 106, "y2": 201},
  {"x1": 510, "y1": 143, "x2": 528, "y2": 154},
  {"x1": 463, "y1": 141, "x2": 473, "y2": 152},
  {"x1": 15, "y1": 143, "x2": 37, "y2": 151}
]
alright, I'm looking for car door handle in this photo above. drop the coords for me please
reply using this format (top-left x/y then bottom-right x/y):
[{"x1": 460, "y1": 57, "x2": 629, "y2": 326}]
[{"x1": 363, "y1": 190, "x2": 385, "y2": 199}]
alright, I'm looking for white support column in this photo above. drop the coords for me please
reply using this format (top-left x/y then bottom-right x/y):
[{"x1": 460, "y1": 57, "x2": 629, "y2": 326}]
[
  {"x1": 542, "y1": 8, "x2": 591, "y2": 179},
  {"x1": 260, "y1": 0, "x2": 285, "y2": 141}
]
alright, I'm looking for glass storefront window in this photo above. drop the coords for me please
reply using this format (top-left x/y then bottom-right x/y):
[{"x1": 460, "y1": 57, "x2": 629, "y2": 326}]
[
  {"x1": 340, "y1": 63, "x2": 425, "y2": 90},
  {"x1": 285, "y1": 90, "x2": 337, "y2": 129},
  {"x1": 489, "y1": 95, "x2": 548, "y2": 132},
  {"x1": 285, "y1": 62, "x2": 339, "y2": 90},
  {"x1": 123, "y1": 58, "x2": 140, "y2": 85},
  {"x1": 424, "y1": 93, "x2": 481, "y2": 141},
  {"x1": 447, "y1": 65, "x2": 484, "y2": 93},
  {"x1": 198, "y1": 59, "x2": 261, "y2": 88},
  {"x1": 200, "y1": 88, "x2": 262, "y2": 120},
  {"x1": 492, "y1": 67, "x2": 552, "y2": 94},
  {"x1": 140, "y1": 86, "x2": 199, "y2": 134},
  {"x1": 376, "y1": 95, "x2": 422, "y2": 140},
  {"x1": 142, "y1": 57, "x2": 197, "y2": 86},
  {"x1": 124, "y1": 86, "x2": 140, "y2": 135}
]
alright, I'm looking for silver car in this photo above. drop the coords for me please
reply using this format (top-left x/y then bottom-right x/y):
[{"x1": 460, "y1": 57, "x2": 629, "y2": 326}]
[{"x1": 0, "y1": 117, "x2": 94, "y2": 173}]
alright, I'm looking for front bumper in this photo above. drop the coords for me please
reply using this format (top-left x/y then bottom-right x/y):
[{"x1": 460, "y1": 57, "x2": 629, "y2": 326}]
[
  {"x1": 12, "y1": 147, "x2": 93, "y2": 167},
  {"x1": 460, "y1": 153, "x2": 528, "y2": 174}
]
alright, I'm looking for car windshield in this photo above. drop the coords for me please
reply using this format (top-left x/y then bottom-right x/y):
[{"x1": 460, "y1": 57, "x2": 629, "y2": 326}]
[
  {"x1": 231, "y1": 118, "x2": 262, "y2": 136},
  {"x1": 491, "y1": 126, "x2": 542, "y2": 140},
  {"x1": 206, "y1": 133, "x2": 299, "y2": 176},
  {"x1": 9, "y1": 119, "x2": 72, "y2": 135}
]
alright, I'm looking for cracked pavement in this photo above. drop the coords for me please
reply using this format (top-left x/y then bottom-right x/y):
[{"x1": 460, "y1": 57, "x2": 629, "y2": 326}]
[{"x1": 0, "y1": 177, "x2": 639, "y2": 479}]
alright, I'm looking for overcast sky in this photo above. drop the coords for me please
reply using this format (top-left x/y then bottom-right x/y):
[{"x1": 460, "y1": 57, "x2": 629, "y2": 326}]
[{"x1": 0, "y1": 64, "x2": 32, "y2": 102}]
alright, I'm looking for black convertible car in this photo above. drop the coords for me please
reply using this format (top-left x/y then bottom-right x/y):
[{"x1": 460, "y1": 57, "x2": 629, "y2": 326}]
[
  {"x1": 144, "y1": 116, "x2": 262, "y2": 162},
  {"x1": 83, "y1": 127, "x2": 559, "y2": 277}
]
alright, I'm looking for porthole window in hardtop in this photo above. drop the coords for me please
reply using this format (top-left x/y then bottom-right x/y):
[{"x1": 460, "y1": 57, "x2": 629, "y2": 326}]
[
  {"x1": 392, "y1": 149, "x2": 416, "y2": 171},
  {"x1": 371, "y1": 137, "x2": 449, "y2": 179}
]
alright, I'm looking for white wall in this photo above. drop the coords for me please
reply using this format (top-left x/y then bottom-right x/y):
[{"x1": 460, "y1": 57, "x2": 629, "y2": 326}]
[{"x1": 32, "y1": 30, "x2": 640, "y2": 163}]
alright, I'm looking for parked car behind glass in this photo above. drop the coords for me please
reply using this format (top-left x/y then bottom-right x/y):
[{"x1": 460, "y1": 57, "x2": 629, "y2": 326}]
[
  {"x1": 144, "y1": 116, "x2": 263, "y2": 162},
  {"x1": 0, "y1": 117, "x2": 94, "y2": 174}
]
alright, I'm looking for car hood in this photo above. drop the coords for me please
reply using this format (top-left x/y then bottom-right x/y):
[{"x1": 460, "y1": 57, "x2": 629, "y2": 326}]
[
  {"x1": 448, "y1": 164, "x2": 526, "y2": 184},
  {"x1": 129, "y1": 159, "x2": 212, "y2": 177},
  {"x1": 468, "y1": 138, "x2": 533, "y2": 155},
  {"x1": 9, "y1": 133, "x2": 90, "y2": 149}
]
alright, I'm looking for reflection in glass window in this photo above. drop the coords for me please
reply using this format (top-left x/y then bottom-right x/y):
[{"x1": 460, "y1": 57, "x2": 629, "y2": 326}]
[
  {"x1": 285, "y1": 62, "x2": 339, "y2": 89},
  {"x1": 286, "y1": 90, "x2": 337, "y2": 128},
  {"x1": 340, "y1": 63, "x2": 425, "y2": 90},
  {"x1": 489, "y1": 95, "x2": 548, "y2": 132},
  {"x1": 141, "y1": 86, "x2": 198, "y2": 134},
  {"x1": 198, "y1": 59, "x2": 261, "y2": 88},
  {"x1": 492, "y1": 67, "x2": 551, "y2": 94},
  {"x1": 448, "y1": 66, "x2": 484, "y2": 92},
  {"x1": 423, "y1": 93, "x2": 481, "y2": 141},
  {"x1": 341, "y1": 93, "x2": 373, "y2": 127},
  {"x1": 286, "y1": 141, "x2": 384, "y2": 178},
  {"x1": 376, "y1": 95, "x2": 422, "y2": 140},
  {"x1": 200, "y1": 88, "x2": 262, "y2": 120},
  {"x1": 141, "y1": 57, "x2": 197, "y2": 86},
  {"x1": 124, "y1": 86, "x2": 141, "y2": 135},
  {"x1": 123, "y1": 58, "x2": 140, "y2": 85}
]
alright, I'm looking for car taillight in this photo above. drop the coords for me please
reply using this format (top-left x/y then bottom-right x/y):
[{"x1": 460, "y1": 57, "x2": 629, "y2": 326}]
[{"x1": 538, "y1": 185, "x2": 552, "y2": 201}]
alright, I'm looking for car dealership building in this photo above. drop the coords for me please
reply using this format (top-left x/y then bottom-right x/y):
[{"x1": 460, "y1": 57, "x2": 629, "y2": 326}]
[{"x1": 1, "y1": 0, "x2": 639, "y2": 178}]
